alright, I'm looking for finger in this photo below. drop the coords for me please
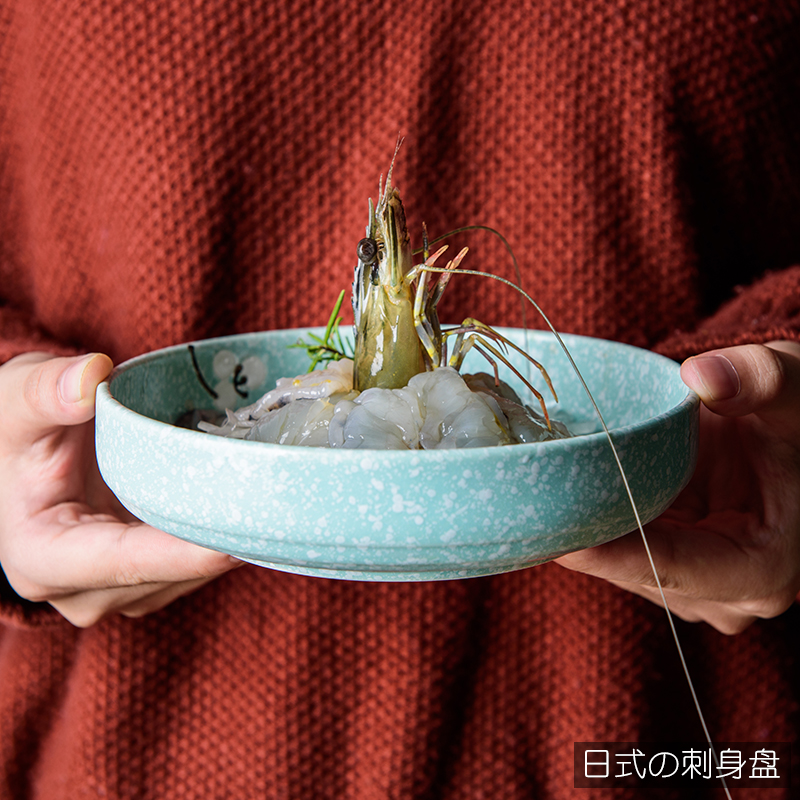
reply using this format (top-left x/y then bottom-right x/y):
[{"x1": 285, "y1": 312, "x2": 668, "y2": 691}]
[
  {"x1": 49, "y1": 575, "x2": 222, "y2": 628},
  {"x1": 118, "y1": 576, "x2": 220, "y2": 618},
  {"x1": 681, "y1": 341, "x2": 800, "y2": 438},
  {"x1": 0, "y1": 352, "x2": 114, "y2": 446},
  {"x1": 6, "y1": 506, "x2": 242, "y2": 601},
  {"x1": 554, "y1": 519, "x2": 799, "y2": 607},
  {"x1": 606, "y1": 580, "x2": 758, "y2": 635}
]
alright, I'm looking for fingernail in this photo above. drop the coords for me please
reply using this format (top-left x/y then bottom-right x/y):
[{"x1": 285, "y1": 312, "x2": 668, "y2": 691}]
[
  {"x1": 688, "y1": 354, "x2": 741, "y2": 401},
  {"x1": 58, "y1": 354, "x2": 96, "y2": 405}
]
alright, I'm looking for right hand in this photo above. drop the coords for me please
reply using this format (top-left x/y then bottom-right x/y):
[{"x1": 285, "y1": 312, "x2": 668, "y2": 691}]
[{"x1": 0, "y1": 352, "x2": 243, "y2": 627}]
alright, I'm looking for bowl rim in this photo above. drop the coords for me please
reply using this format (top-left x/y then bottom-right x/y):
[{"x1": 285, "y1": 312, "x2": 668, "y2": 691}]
[{"x1": 97, "y1": 328, "x2": 699, "y2": 460}]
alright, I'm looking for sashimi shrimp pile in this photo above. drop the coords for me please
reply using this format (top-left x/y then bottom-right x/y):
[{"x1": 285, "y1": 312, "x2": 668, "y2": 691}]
[{"x1": 199, "y1": 151, "x2": 571, "y2": 449}]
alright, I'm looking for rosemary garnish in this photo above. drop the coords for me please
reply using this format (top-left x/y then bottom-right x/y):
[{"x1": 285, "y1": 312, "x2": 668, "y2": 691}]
[{"x1": 289, "y1": 289, "x2": 352, "y2": 371}]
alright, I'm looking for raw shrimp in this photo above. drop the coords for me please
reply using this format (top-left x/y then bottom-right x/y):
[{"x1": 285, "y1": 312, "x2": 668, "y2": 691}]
[
  {"x1": 351, "y1": 144, "x2": 557, "y2": 425},
  {"x1": 199, "y1": 359, "x2": 354, "y2": 440},
  {"x1": 216, "y1": 365, "x2": 568, "y2": 449},
  {"x1": 200, "y1": 144, "x2": 568, "y2": 448},
  {"x1": 200, "y1": 360, "x2": 570, "y2": 448}
]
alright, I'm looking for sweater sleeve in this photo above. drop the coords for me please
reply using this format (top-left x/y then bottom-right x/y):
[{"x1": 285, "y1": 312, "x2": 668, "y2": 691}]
[
  {"x1": 0, "y1": 304, "x2": 81, "y2": 365},
  {"x1": 654, "y1": 265, "x2": 800, "y2": 362}
]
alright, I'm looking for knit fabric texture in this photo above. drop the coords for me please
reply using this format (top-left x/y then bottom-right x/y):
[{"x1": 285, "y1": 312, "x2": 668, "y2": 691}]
[{"x1": 1, "y1": 0, "x2": 799, "y2": 798}]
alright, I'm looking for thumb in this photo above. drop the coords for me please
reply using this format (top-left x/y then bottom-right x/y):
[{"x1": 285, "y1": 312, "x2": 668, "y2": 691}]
[
  {"x1": 0, "y1": 352, "x2": 114, "y2": 445},
  {"x1": 681, "y1": 341, "x2": 800, "y2": 434}
]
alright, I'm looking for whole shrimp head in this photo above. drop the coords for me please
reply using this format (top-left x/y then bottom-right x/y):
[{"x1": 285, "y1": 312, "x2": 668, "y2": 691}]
[{"x1": 351, "y1": 159, "x2": 427, "y2": 391}]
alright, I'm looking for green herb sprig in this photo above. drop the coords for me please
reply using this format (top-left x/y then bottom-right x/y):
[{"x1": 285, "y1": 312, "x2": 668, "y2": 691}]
[{"x1": 290, "y1": 290, "x2": 352, "y2": 372}]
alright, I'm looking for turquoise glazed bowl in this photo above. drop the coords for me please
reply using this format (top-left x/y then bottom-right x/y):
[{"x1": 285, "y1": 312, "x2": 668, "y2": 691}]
[{"x1": 95, "y1": 328, "x2": 699, "y2": 581}]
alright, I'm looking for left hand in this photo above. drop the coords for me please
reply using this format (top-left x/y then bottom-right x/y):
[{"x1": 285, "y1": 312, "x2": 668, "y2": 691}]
[{"x1": 555, "y1": 340, "x2": 800, "y2": 634}]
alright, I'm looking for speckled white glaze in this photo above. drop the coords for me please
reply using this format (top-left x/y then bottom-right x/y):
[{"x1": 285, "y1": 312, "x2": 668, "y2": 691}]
[{"x1": 95, "y1": 328, "x2": 699, "y2": 581}]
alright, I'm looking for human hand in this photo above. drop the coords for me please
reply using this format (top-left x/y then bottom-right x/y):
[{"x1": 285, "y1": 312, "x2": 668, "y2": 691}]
[
  {"x1": 555, "y1": 340, "x2": 800, "y2": 634},
  {"x1": 0, "y1": 352, "x2": 242, "y2": 627}
]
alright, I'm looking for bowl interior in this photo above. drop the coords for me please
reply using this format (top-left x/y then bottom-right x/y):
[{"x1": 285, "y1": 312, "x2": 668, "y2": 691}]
[{"x1": 108, "y1": 327, "x2": 688, "y2": 434}]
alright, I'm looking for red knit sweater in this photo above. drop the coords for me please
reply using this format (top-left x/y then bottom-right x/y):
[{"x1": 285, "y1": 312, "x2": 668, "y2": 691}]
[{"x1": 1, "y1": 1, "x2": 799, "y2": 798}]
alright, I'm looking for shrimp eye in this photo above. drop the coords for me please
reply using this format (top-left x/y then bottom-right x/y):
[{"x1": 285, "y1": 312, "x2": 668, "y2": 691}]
[{"x1": 357, "y1": 237, "x2": 378, "y2": 265}]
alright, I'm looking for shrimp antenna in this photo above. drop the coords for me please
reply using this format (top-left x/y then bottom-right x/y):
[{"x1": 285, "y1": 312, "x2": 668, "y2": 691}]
[
  {"x1": 419, "y1": 263, "x2": 734, "y2": 800},
  {"x1": 417, "y1": 225, "x2": 527, "y2": 329},
  {"x1": 414, "y1": 225, "x2": 531, "y2": 372},
  {"x1": 384, "y1": 135, "x2": 404, "y2": 195}
]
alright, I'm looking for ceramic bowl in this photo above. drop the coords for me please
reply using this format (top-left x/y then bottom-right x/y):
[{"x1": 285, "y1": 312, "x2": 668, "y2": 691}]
[{"x1": 95, "y1": 328, "x2": 699, "y2": 581}]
